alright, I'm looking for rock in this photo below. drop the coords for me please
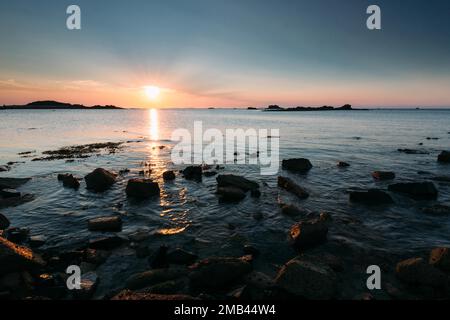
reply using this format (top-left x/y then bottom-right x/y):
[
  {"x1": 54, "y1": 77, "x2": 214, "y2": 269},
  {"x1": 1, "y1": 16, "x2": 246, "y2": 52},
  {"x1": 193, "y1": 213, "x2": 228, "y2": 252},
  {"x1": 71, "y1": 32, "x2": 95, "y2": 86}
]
[
  {"x1": 0, "y1": 189, "x2": 21, "y2": 198},
  {"x1": 398, "y1": 149, "x2": 429, "y2": 155},
  {"x1": 275, "y1": 257, "x2": 336, "y2": 299},
  {"x1": 282, "y1": 158, "x2": 312, "y2": 173},
  {"x1": 432, "y1": 176, "x2": 450, "y2": 183},
  {"x1": 149, "y1": 245, "x2": 169, "y2": 269},
  {"x1": 289, "y1": 212, "x2": 331, "y2": 250},
  {"x1": 0, "y1": 177, "x2": 31, "y2": 190},
  {"x1": 182, "y1": 166, "x2": 202, "y2": 181},
  {"x1": 6, "y1": 227, "x2": 29, "y2": 243},
  {"x1": 438, "y1": 151, "x2": 450, "y2": 163},
  {"x1": 84, "y1": 248, "x2": 110, "y2": 265},
  {"x1": 422, "y1": 204, "x2": 450, "y2": 215},
  {"x1": 243, "y1": 245, "x2": 259, "y2": 256},
  {"x1": 250, "y1": 189, "x2": 261, "y2": 198},
  {"x1": 77, "y1": 272, "x2": 99, "y2": 299},
  {"x1": 0, "y1": 194, "x2": 34, "y2": 210},
  {"x1": 203, "y1": 171, "x2": 217, "y2": 177},
  {"x1": 280, "y1": 204, "x2": 308, "y2": 217},
  {"x1": 162, "y1": 170, "x2": 176, "y2": 181},
  {"x1": 189, "y1": 256, "x2": 252, "y2": 288},
  {"x1": 126, "y1": 267, "x2": 187, "y2": 290},
  {"x1": 277, "y1": 176, "x2": 309, "y2": 199},
  {"x1": 88, "y1": 236, "x2": 124, "y2": 250},
  {"x1": 337, "y1": 161, "x2": 350, "y2": 168},
  {"x1": 57, "y1": 173, "x2": 80, "y2": 189},
  {"x1": 128, "y1": 230, "x2": 151, "y2": 242},
  {"x1": 88, "y1": 216, "x2": 122, "y2": 232},
  {"x1": 135, "y1": 244, "x2": 150, "y2": 258},
  {"x1": 217, "y1": 186, "x2": 246, "y2": 202},
  {"x1": 396, "y1": 257, "x2": 447, "y2": 287},
  {"x1": 388, "y1": 182, "x2": 438, "y2": 200},
  {"x1": 0, "y1": 166, "x2": 9, "y2": 172},
  {"x1": 216, "y1": 174, "x2": 259, "y2": 191},
  {"x1": 29, "y1": 235, "x2": 46, "y2": 248},
  {"x1": 349, "y1": 189, "x2": 394, "y2": 205},
  {"x1": 429, "y1": 248, "x2": 450, "y2": 273},
  {"x1": 84, "y1": 168, "x2": 116, "y2": 192},
  {"x1": 112, "y1": 290, "x2": 196, "y2": 300},
  {"x1": 166, "y1": 248, "x2": 198, "y2": 265},
  {"x1": 0, "y1": 237, "x2": 46, "y2": 273},
  {"x1": 0, "y1": 213, "x2": 10, "y2": 230},
  {"x1": 372, "y1": 171, "x2": 396, "y2": 181},
  {"x1": 126, "y1": 178, "x2": 160, "y2": 199}
]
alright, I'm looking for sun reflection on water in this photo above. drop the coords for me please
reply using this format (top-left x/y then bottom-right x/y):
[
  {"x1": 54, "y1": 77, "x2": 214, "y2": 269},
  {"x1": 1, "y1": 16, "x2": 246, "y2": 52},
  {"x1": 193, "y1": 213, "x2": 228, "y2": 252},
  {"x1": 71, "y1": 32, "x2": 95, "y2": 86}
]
[{"x1": 148, "y1": 108, "x2": 159, "y2": 141}]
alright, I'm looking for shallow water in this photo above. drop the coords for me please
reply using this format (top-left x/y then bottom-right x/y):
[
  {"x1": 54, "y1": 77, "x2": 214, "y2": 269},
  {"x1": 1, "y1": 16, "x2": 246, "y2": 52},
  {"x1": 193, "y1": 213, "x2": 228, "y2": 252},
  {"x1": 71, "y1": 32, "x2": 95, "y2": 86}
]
[{"x1": 1, "y1": 108, "x2": 450, "y2": 296}]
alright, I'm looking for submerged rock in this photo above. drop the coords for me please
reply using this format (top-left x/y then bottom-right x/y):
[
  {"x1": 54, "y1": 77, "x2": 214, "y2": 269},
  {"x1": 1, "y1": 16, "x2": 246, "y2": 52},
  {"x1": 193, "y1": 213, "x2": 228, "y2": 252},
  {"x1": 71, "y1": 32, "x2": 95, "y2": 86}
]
[
  {"x1": 167, "y1": 248, "x2": 198, "y2": 265},
  {"x1": 280, "y1": 204, "x2": 308, "y2": 217},
  {"x1": 275, "y1": 257, "x2": 337, "y2": 299},
  {"x1": 422, "y1": 204, "x2": 450, "y2": 215},
  {"x1": 149, "y1": 245, "x2": 169, "y2": 269},
  {"x1": 162, "y1": 170, "x2": 176, "y2": 181},
  {"x1": 217, "y1": 186, "x2": 246, "y2": 202},
  {"x1": 0, "y1": 213, "x2": 10, "y2": 230},
  {"x1": 6, "y1": 227, "x2": 29, "y2": 243},
  {"x1": 429, "y1": 248, "x2": 450, "y2": 273},
  {"x1": 349, "y1": 189, "x2": 394, "y2": 205},
  {"x1": 372, "y1": 171, "x2": 396, "y2": 181},
  {"x1": 398, "y1": 149, "x2": 429, "y2": 155},
  {"x1": 88, "y1": 216, "x2": 122, "y2": 232},
  {"x1": 282, "y1": 158, "x2": 312, "y2": 173},
  {"x1": 437, "y1": 151, "x2": 450, "y2": 163},
  {"x1": 216, "y1": 174, "x2": 259, "y2": 192},
  {"x1": 57, "y1": 173, "x2": 80, "y2": 189},
  {"x1": 0, "y1": 177, "x2": 31, "y2": 190},
  {"x1": 0, "y1": 165, "x2": 9, "y2": 172},
  {"x1": 277, "y1": 176, "x2": 309, "y2": 199},
  {"x1": 203, "y1": 171, "x2": 218, "y2": 177},
  {"x1": 0, "y1": 237, "x2": 46, "y2": 273},
  {"x1": 126, "y1": 178, "x2": 160, "y2": 199},
  {"x1": 125, "y1": 267, "x2": 187, "y2": 290},
  {"x1": 88, "y1": 236, "x2": 124, "y2": 250},
  {"x1": 388, "y1": 182, "x2": 438, "y2": 200},
  {"x1": 396, "y1": 257, "x2": 447, "y2": 288},
  {"x1": 84, "y1": 168, "x2": 116, "y2": 192},
  {"x1": 337, "y1": 161, "x2": 350, "y2": 168},
  {"x1": 77, "y1": 272, "x2": 99, "y2": 299},
  {"x1": 0, "y1": 189, "x2": 21, "y2": 198},
  {"x1": 182, "y1": 166, "x2": 202, "y2": 181},
  {"x1": 28, "y1": 235, "x2": 46, "y2": 248},
  {"x1": 289, "y1": 212, "x2": 331, "y2": 250}
]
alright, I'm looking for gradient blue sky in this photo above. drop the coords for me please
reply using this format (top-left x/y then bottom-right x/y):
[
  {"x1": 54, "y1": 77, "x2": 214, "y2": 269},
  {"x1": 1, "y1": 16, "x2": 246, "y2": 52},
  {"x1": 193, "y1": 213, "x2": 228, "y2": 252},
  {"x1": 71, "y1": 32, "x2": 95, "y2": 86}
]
[{"x1": 1, "y1": 0, "x2": 449, "y2": 108}]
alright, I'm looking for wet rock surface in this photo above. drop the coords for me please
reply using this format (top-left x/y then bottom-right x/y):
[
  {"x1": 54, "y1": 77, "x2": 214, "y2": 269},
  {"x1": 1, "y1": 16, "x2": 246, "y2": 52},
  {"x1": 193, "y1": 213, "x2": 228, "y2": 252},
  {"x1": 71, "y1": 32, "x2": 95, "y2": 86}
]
[
  {"x1": 281, "y1": 158, "x2": 313, "y2": 173},
  {"x1": 88, "y1": 216, "x2": 123, "y2": 232},
  {"x1": 84, "y1": 168, "x2": 116, "y2": 192},
  {"x1": 278, "y1": 176, "x2": 309, "y2": 199},
  {"x1": 289, "y1": 213, "x2": 331, "y2": 250},
  {"x1": 372, "y1": 171, "x2": 396, "y2": 181},
  {"x1": 126, "y1": 178, "x2": 160, "y2": 199},
  {"x1": 388, "y1": 182, "x2": 438, "y2": 200},
  {"x1": 349, "y1": 189, "x2": 394, "y2": 205},
  {"x1": 437, "y1": 151, "x2": 450, "y2": 163},
  {"x1": 0, "y1": 237, "x2": 46, "y2": 274},
  {"x1": 57, "y1": 173, "x2": 80, "y2": 189}
]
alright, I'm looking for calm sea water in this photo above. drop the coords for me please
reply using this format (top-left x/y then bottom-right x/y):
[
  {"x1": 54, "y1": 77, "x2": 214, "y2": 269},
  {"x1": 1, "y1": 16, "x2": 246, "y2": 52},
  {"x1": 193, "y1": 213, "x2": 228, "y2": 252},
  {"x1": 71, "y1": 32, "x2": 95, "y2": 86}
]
[{"x1": 1, "y1": 108, "x2": 449, "y2": 296}]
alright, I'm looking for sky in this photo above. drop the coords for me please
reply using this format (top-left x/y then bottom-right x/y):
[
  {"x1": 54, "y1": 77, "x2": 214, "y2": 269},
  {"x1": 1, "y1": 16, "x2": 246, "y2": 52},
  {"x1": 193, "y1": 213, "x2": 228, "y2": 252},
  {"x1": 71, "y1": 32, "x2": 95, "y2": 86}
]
[{"x1": 0, "y1": 0, "x2": 449, "y2": 108}]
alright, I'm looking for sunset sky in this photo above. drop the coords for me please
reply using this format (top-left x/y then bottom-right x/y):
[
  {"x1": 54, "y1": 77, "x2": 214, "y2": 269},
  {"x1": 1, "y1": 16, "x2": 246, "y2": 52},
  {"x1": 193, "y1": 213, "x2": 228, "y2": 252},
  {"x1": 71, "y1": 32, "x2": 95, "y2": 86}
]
[{"x1": 1, "y1": 0, "x2": 449, "y2": 108}]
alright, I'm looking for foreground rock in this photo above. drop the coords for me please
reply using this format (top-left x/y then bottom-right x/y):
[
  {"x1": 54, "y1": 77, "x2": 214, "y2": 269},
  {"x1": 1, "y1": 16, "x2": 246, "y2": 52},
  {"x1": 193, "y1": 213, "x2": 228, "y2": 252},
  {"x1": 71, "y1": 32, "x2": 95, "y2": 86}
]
[
  {"x1": 275, "y1": 257, "x2": 336, "y2": 299},
  {"x1": 189, "y1": 256, "x2": 252, "y2": 289},
  {"x1": 112, "y1": 290, "x2": 196, "y2": 300},
  {"x1": 349, "y1": 189, "x2": 394, "y2": 205},
  {"x1": 372, "y1": 171, "x2": 395, "y2": 181},
  {"x1": 126, "y1": 267, "x2": 187, "y2": 290},
  {"x1": 167, "y1": 249, "x2": 198, "y2": 265},
  {"x1": 396, "y1": 257, "x2": 447, "y2": 288},
  {"x1": 0, "y1": 213, "x2": 10, "y2": 230},
  {"x1": 84, "y1": 168, "x2": 116, "y2": 192},
  {"x1": 217, "y1": 186, "x2": 246, "y2": 202},
  {"x1": 0, "y1": 177, "x2": 31, "y2": 190},
  {"x1": 88, "y1": 216, "x2": 122, "y2": 232},
  {"x1": 126, "y1": 178, "x2": 160, "y2": 199},
  {"x1": 289, "y1": 213, "x2": 331, "y2": 249},
  {"x1": 282, "y1": 158, "x2": 312, "y2": 173},
  {"x1": 388, "y1": 182, "x2": 438, "y2": 200},
  {"x1": 0, "y1": 237, "x2": 46, "y2": 273},
  {"x1": 216, "y1": 174, "x2": 259, "y2": 192},
  {"x1": 438, "y1": 151, "x2": 450, "y2": 163},
  {"x1": 429, "y1": 248, "x2": 450, "y2": 273},
  {"x1": 57, "y1": 173, "x2": 80, "y2": 189},
  {"x1": 162, "y1": 170, "x2": 176, "y2": 181},
  {"x1": 278, "y1": 176, "x2": 309, "y2": 199},
  {"x1": 182, "y1": 166, "x2": 202, "y2": 181}
]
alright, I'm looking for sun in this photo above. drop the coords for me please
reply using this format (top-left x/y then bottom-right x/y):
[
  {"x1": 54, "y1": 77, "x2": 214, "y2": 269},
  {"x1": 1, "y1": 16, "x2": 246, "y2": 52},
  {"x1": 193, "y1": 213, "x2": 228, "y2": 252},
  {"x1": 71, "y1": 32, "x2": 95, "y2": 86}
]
[{"x1": 144, "y1": 85, "x2": 161, "y2": 100}]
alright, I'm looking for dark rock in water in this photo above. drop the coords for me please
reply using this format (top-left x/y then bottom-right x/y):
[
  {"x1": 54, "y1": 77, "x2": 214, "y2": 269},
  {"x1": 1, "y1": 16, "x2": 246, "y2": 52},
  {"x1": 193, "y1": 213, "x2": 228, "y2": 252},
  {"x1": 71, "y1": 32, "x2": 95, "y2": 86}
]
[
  {"x1": 76, "y1": 272, "x2": 98, "y2": 299},
  {"x1": 149, "y1": 245, "x2": 169, "y2": 269},
  {"x1": 282, "y1": 158, "x2": 312, "y2": 173},
  {"x1": 243, "y1": 245, "x2": 259, "y2": 257},
  {"x1": 162, "y1": 170, "x2": 176, "y2": 181},
  {"x1": 217, "y1": 186, "x2": 246, "y2": 202},
  {"x1": 167, "y1": 248, "x2": 198, "y2": 265},
  {"x1": 128, "y1": 230, "x2": 151, "y2": 242},
  {"x1": 432, "y1": 176, "x2": 450, "y2": 183},
  {"x1": 84, "y1": 248, "x2": 110, "y2": 265},
  {"x1": 388, "y1": 182, "x2": 438, "y2": 200},
  {"x1": 275, "y1": 257, "x2": 337, "y2": 299},
  {"x1": 0, "y1": 189, "x2": 21, "y2": 198},
  {"x1": 278, "y1": 176, "x2": 309, "y2": 199},
  {"x1": 0, "y1": 177, "x2": 31, "y2": 190},
  {"x1": 112, "y1": 290, "x2": 196, "y2": 300},
  {"x1": 135, "y1": 244, "x2": 150, "y2": 258},
  {"x1": 396, "y1": 257, "x2": 447, "y2": 288},
  {"x1": 84, "y1": 168, "x2": 116, "y2": 192},
  {"x1": 57, "y1": 173, "x2": 80, "y2": 189},
  {"x1": 429, "y1": 248, "x2": 450, "y2": 273},
  {"x1": 216, "y1": 174, "x2": 259, "y2": 191},
  {"x1": 437, "y1": 151, "x2": 450, "y2": 163},
  {"x1": 29, "y1": 235, "x2": 46, "y2": 248},
  {"x1": 125, "y1": 267, "x2": 186, "y2": 290},
  {"x1": 372, "y1": 171, "x2": 396, "y2": 181},
  {"x1": 0, "y1": 237, "x2": 46, "y2": 274},
  {"x1": 289, "y1": 213, "x2": 331, "y2": 250},
  {"x1": 203, "y1": 170, "x2": 218, "y2": 177},
  {"x1": 126, "y1": 178, "x2": 160, "y2": 199},
  {"x1": 182, "y1": 166, "x2": 202, "y2": 181},
  {"x1": 422, "y1": 204, "x2": 450, "y2": 215},
  {"x1": 0, "y1": 213, "x2": 10, "y2": 230},
  {"x1": 349, "y1": 189, "x2": 394, "y2": 205},
  {"x1": 250, "y1": 189, "x2": 261, "y2": 198},
  {"x1": 88, "y1": 216, "x2": 122, "y2": 232},
  {"x1": 0, "y1": 165, "x2": 9, "y2": 172},
  {"x1": 398, "y1": 148, "x2": 429, "y2": 155},
  {"x1": 280, "y1": 203, "x2": 308, "y2": 217},
  {"x1": 89, "y1": 236, "x2": 124, "y2": 250},
  {"x1": 189, "y1": 256, "x2": 252, "y2": 289},
  {"x1": 0, "y1": 193, "x2": 35, "y2": 210},
  {"x1": 337, "y1": 161, "x2": 350, "y2": 168},
  {"x1": 6, "y1": 227, "x2": 29, "y2": 243}
]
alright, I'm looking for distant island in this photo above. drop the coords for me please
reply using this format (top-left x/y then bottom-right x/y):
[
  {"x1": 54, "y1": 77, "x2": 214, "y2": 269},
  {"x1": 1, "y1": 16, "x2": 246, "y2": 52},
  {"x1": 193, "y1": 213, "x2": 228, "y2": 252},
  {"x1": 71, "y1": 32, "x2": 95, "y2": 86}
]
[
  {"x1": 264, "y1": 104, "x2": 358, "y2": 112},
  {"x1": 1, "y1": 100, "x2": 122, "y2": 110}
]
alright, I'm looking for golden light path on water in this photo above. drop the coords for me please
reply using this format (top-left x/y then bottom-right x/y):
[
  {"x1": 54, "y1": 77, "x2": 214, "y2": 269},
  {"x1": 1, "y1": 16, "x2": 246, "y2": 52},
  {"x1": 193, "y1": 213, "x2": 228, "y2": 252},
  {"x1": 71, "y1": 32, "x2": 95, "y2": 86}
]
[{"x1": 148, "y1": 108, "x2": 159, "y2": 141}]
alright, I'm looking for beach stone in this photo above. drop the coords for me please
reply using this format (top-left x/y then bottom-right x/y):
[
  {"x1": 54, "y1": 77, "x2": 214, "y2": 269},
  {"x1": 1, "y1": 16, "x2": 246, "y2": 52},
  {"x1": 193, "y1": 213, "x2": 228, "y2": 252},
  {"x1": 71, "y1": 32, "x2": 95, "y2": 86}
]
[
  {"x1": 182, "y1": 166, "x2": 202, "y2": 181},
  {"x1": 275, "y1": 257, "x2": 337, "y2": 299},
  {"x1": 189, "y1": 256, "x2": 252, "y2": 289},
  {"x1": 6, "y1": 227, "x2": 29, "y2": 243},
  {"x1": 289, "y1": 212, "x2": 331, "y2": 250},
  {"x1": 126, "y1": 178, "x2": 160, "y2": 199},
  {"x1": 216, "y1": 174, "x2": 259, "y2": 191},
  {"x1": 88, "y1": 216, "x2": 122, "y2": 232},
  {"x1": 167, "y1": 248, "x2": 198, "y2": 265},
  {"x1": 372, "y1": 171, "x2": 396, "y2": 181},
  {"x1": 438, "y1": 151, "x2": 450, "y2": 163},
  {"x1": 29, "y1": 235, "x2": 46, "y2": 248},
  {"x1": 84, "y1": 248, "x2": 110, "y2": 265},
  {"x1": 282, "y1": 158, "x2": 313, "y2": 173},
  {"x1": 0, "y1": 189, "x2": 21, "y2": 198},
  {"x1": 76, "y1": 272, "x2": 99, "y2": 299},
  {"x1": 0, "y1": 237, "x2": 46, "y2": 274},
  {"x1": 280, "y1": 203, "x2": 308, "y2": 217},
  {"x1": 0, "y1": 177, "x2": 31, "y2": 190},
  {"x1": 388, "y1": 182, "x2": 438, "y2": 200},
  {"x1": 278, "y1": 176, "x2": 309, "y2": 199},
  {"x1": 112, "y1": 290, "x2": 196, "y2": 300},
  {"x1": 217, "y1": 186, "x2": 246, "y2": 202},
  {"x1": 162, "y1": 170, "x2": 176, "y2": 181},
  {"x1": 89, "y1": 236, "x2": 124, "y2": 250},
  {"x1": 429, "y1": 248, "x2": 450, "y2": 273},
  {"x1": 349, "y1": 189, "x2": 394, "y2": 205},
  {"x1": 0, "y1": 213, "x2": 10, "y2": 230},
  {"x1": 395, "y1": 257, "x2": 447, "y2": 288},
  {"x1": 337, "y1": 161, "x2": 350, "y2": 167},
  {"x1": 84, "y1": 168, "x2": 116, "y2": 192},
  {"x1": 422, "y1": 204, "x2": 450, "y2": 215},
  {"x1": 126, "y1": 267, "x2": 187, "y2": 290},
  {"x1": 57, "y1": 173, "x2": 80, "y2": 189}
]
